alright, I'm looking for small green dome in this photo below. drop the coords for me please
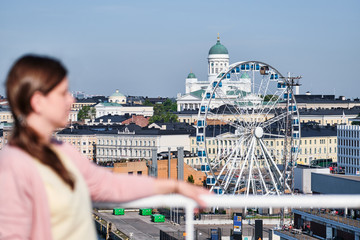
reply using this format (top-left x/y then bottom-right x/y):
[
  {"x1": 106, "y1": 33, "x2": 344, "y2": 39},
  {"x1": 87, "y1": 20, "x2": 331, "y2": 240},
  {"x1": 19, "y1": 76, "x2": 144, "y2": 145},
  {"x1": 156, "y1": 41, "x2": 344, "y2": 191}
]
[
  {"x1": 209, "y1": 37, "x2": 228, "y2": 55},
  {"x1": 111, "y1": 89, "x2": 125, "y2": 97},
  {"x1": 187, "y1": 72, "x2": 196, "y2": 79},
  {"x1": 240, "y1": 73, "x2": 250, "y2": 79}
]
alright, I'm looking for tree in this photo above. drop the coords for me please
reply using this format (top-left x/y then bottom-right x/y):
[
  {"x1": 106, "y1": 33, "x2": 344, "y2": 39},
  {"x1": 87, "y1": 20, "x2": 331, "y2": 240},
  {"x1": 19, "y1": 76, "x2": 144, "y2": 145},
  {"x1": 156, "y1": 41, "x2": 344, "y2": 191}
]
[
  {"x1": 351, "y1": 114, "x2": 360, "y2": 125},
  {"x1": 187, "y1": 175, "x2": 194, "y2": 184},
  {"x1": 264, "y1": 94, "x2": 279, "y2": 102},
  {"x1": 148, "y1": 99, "x2": 179, "y2": 123},
  {"x1": 78, "y1": 105, "x2": 96, "y2": 121}
]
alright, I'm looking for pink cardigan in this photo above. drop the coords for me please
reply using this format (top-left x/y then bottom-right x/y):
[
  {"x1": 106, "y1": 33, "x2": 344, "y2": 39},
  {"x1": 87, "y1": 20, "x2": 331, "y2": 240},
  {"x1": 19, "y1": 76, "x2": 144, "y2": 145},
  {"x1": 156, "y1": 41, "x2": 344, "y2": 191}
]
[{"x1": 0, "y1": 143, "x2": 156, "y2": 240}]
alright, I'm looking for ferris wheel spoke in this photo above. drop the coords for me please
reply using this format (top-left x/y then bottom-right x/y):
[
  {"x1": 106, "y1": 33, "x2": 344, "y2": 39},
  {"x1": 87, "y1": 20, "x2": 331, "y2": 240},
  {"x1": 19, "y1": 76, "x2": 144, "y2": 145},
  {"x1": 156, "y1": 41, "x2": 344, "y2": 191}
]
[
  {"x1": 260, "y1": 111, "x2": 288, "y2": 129},
  {"x1": 246, "y1": 137, "x2": 256, "y2": 195},
  {"x1": 215, "y1": 87, "x2": 244, "y2": 116},
  {"x1": 217, "y1": 145, "x2": 239, "y2": 187},
  {"x1": 257, "y1": 88, "x2": 287, "y2": 120},
  {"x1": 233, "y1": 136, "x2": 255, "y2": 195},
  {"x1": 258, "y1": 95, "x2": 286, "y2": 124},
  {"x1": 258, "y1": 138, "x2": 283, "y2": 194},
  {"x1": 253, "y1": 140, "x2": 270, "y2": 195},
  {"x1": 263, "y1": 133, "x2": 285, "y2": 138}
]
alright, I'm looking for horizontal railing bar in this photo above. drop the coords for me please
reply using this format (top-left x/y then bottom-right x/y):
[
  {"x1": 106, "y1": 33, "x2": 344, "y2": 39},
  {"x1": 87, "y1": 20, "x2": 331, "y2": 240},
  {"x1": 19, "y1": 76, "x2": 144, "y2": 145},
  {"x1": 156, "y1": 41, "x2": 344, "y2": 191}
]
[
  {"x1": 93, "y1": 194, "x2": 360, "y2": 240},
  {"x1": 94, "y1": 194, "x2": 360, "y2": 209}
]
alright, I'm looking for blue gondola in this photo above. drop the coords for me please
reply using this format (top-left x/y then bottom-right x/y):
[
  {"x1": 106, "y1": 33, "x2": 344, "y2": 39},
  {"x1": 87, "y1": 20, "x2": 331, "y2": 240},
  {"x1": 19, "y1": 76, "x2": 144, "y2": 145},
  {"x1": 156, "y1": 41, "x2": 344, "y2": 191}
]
[
  {"x1": 277, "y1": 82, "x2": 286, "y2": 89},
  {"x1": 213, "y1": 187, "x2": 223, "y2": 194},
  {"x1": 236, "y1": 67, "x2": 240, "y2": 73},
  {"x1": 231, "y1": 69, "x2": 235, "y2": 73},
  {"x1": 245, "y1": 64, "x2": 250, "y2": 70},
  {"x1": 197, "y1": 135, "x2": 204, "y2": 142},
  {"x1": 197, "y1": 120, "x2": 205, "y2": 127},
  {"x1": 226, "y1": 73, "x2": 231, "y2": 79},
  {"x1": 198, "y1": 150, "x2": 206, "y2": 157},
  {"x1": 206, "y1": 176, "x2": 216, "y2": 185},
  {"x1": 293, "y1": 132, "x2": 299, "y2": 139},
  {"x1": 241, "y1": 64, "x2": 245, "y2": 70},
  {"x1": 293, "y1": 119, "x2": 299, "y2": 125},
  {"x1": 218, "y1": 82, "x2": 222, "y2": 87},
  {"x1": 288, "y1": 106, "x2": 297, "y2": 112},
  {"x1": 206, "y1": 92, "x2": 215, "y2": 99},
  {"x1": 284, "y1": 93, "x2": 292, "y2": 99},
  {"x1": 201, "y1": 164, "x2": 210, "y2": 172},
  {"x1": 255, "y1": 64, "x2": 260, "y2": 71},
  {"x1": 213, "y1": 81, "x2": 218, "y2": 88},
  {"x1": 291, "y1": 147, "x2": 299, "y2": 153},
  {"x1": 200, "y1": 106, "x2": 206, "y2": 113}
]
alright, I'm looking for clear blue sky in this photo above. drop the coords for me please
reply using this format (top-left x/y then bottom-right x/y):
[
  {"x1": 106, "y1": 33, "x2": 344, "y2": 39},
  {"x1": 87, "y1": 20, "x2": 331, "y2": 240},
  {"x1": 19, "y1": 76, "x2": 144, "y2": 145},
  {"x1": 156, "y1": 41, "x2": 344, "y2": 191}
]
[{"x1": 1, "y1": 0, "x2": 359, "y2": 98}]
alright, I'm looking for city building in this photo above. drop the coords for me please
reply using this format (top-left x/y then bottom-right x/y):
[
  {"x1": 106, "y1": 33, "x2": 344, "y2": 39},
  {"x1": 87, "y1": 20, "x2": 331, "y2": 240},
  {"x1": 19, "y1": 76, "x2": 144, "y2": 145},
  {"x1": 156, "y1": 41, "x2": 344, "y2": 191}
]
[
  {"x1": 185, "y1": 123, "x2": 337, "y2": 168},
  {"x1": 337, "y1": 124, "x2": 360, "y2": 175},
  {"x1": 56, "y1": 126, "x2": 97, "y2": 161},
  {"x1": 177, "y1": 35, "x2": 252, "y2": 111},
  {"x1": 108, "y1": 89, "x2": 126, "y2": 104},
  {"x1": 0, "y1": 107, "x2": 13, "y2": 123},
  {"x1": 275, "y1": 173, "x2": 360, "y2": 240},
  {"x1": 175, "y1": 106, "x2": 359, "y2": 127},
  {"x1": 295, "y1": 94, "x2": 360, "y2": 110},
  {"x1": 95, "y1": 102, "x2": 153, "y2": 118},
  {"x1": 84, "y1": 114, "x2": 149, "y2": 127},
  {"x1": 112, "y1": 157, "x2": 205, "y2": 186}
]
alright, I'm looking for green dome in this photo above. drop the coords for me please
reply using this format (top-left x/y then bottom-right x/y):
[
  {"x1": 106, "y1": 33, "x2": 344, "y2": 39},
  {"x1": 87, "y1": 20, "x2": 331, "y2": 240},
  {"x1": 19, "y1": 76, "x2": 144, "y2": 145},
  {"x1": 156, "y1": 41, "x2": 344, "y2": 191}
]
[
  {"x1": 209, "y1": 38, "x2": 228, "y2": 55},
  {"x1": 240, "y1": 73, "x2": 250, "y2": 79},
  {"x1": 187, "y1": 72, "x2": 196, "y2": 78},
  {"x1": 111, "y1": 89, "x2": 125, "y2": 97}
]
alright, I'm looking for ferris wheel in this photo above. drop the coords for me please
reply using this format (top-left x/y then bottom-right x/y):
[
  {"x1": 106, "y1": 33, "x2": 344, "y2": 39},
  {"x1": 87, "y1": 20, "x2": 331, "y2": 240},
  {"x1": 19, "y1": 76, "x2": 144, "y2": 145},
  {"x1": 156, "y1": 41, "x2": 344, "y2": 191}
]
[{"x1": 196, "y1": 61, "x2": 300, "y2": 196}]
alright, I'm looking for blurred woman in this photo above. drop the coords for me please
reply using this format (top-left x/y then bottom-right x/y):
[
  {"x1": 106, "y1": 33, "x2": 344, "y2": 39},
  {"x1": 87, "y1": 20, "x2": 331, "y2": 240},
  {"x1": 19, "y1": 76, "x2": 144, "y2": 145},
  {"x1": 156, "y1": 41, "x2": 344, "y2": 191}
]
[{"x1": 0, "y1": 54, "x2": 209, "y2": 240}]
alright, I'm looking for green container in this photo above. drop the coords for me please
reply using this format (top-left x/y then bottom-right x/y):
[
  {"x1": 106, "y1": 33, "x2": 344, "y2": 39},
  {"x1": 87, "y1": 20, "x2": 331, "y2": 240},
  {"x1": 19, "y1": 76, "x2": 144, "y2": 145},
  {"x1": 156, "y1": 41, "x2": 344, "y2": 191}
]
[
  {"x1": 113, "y1": 208, "x2": 125, "y2": 215},
  {"x1": 151, "y1": 214, "x2": 165, "y2": 222},
  {"x1": 139, "y1": 208, "x2": 152, "y2": 216}
]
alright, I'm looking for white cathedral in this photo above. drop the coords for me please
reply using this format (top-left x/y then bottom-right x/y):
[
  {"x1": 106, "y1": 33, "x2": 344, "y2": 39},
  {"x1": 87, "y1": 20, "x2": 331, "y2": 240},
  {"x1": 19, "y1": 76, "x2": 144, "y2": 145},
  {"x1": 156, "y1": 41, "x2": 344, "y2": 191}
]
[{"x1": 176, "y1": 36, "x2": 252, "y2": 111}]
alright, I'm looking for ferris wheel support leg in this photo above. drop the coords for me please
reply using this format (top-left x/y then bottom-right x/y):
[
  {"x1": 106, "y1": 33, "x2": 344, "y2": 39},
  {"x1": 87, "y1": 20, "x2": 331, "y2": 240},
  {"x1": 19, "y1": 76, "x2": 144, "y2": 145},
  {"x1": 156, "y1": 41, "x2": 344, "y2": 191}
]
[
  {"x1": 246, "y1": 137, "x2": 256, "y2": 196},
  {"x1": 258, "y1": 139, "x2": 281, "y2": 195}
]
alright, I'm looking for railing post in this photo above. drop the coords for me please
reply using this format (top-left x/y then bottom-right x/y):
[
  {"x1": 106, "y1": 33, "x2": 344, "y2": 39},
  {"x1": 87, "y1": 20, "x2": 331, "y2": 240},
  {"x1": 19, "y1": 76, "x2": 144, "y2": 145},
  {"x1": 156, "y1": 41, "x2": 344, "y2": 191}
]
[
  {"x1": 185, "y1": 203, "x2": 195, "y2": 240},
  {"x1": 151, "y1": 148, "x2": 157, "y2": 177}
]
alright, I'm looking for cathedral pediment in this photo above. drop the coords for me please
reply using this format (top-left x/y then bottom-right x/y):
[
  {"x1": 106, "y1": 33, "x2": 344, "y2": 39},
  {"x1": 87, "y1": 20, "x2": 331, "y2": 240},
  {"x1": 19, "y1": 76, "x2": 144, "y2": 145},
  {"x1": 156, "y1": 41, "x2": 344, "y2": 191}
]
[{"x1": 177, "y1": 93, "x2": 202, "y2": 101}]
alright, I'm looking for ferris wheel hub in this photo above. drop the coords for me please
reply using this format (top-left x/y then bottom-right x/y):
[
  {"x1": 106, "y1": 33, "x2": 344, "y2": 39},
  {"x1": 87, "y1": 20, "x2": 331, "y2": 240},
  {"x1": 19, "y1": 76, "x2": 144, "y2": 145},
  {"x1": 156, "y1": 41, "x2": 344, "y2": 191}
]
[{"x1": 254, "y1": 127, "x2": 264, "y2": 139}]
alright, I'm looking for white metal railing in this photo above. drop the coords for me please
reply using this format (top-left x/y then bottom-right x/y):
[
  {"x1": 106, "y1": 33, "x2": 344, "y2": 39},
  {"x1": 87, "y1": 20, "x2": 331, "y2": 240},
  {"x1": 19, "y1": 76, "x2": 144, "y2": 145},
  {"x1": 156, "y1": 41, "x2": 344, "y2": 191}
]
[{"x1": 94, "y1": 194, "x2": 360, "y2": 240}]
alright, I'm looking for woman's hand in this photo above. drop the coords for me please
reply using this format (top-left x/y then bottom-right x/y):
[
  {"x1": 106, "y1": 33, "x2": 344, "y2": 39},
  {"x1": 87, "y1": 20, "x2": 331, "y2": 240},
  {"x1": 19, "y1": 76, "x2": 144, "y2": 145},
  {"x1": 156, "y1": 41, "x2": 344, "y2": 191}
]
[{"x1": 154, "y1": 179, "x2": 213, "y2": 208}]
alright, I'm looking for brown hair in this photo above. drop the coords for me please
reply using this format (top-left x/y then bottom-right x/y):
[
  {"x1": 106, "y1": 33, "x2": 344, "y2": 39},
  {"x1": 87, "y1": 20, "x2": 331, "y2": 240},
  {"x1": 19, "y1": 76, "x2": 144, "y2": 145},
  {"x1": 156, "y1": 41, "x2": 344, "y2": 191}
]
[{"x1": 6, "y1": 54, "x2": 75, "y2": 190}]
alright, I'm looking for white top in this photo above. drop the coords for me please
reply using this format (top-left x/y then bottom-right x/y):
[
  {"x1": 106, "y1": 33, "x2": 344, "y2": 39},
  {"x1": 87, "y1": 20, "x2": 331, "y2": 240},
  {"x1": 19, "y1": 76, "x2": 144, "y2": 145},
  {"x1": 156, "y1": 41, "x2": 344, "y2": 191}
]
[{"x1": 34, "y1": 149, "x2": 97, "y2": 240}]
